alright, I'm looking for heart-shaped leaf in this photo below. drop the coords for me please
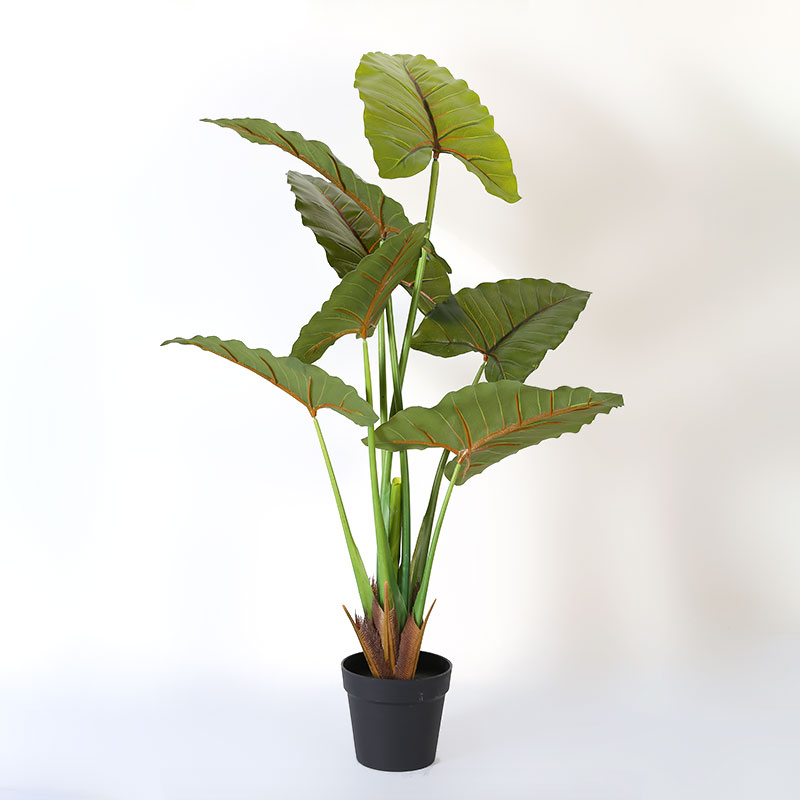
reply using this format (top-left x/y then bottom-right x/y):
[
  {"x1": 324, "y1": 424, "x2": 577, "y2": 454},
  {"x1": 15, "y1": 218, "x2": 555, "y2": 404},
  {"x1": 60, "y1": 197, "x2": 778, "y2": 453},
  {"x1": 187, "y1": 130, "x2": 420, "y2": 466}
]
[
  {"x1": 372, "y1": 381, "x2": 622, "y2": 484},
  {"x1": 411, "y1": 278, "x2": 590, "y2": 381},
  {"x1": 355, "y1": 52, "x2": 520, "y2": 203},
  {"x1": 291, "y1": 224, "x2": 427, "y2": 363},
  {"x1": 162, "y1": 335, "x2": 377, "y2": 426},
  {"x1": 205, "y1": 117, "x2": 407, "y2": 238},
  {"x1": 288, "y1": 171, "x2": 451, "y2": 313},
  {"x1": 288, "y1": 170, "x2": 386, "y2": 279}
]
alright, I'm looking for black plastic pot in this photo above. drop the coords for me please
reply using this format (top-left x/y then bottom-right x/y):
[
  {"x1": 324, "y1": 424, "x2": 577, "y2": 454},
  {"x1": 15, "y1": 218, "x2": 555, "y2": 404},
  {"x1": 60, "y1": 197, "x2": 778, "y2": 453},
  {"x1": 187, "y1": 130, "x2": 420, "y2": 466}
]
[{"x1": 341, "y1": 650, "x2": 452, "y2": 771}]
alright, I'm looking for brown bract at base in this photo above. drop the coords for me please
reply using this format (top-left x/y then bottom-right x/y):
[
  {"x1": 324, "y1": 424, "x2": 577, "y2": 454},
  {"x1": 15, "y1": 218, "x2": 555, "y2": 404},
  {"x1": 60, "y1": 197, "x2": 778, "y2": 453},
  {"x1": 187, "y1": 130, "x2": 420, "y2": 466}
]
[{"x1": 343, "y1": 588, "x2": 436, "y2": 680}]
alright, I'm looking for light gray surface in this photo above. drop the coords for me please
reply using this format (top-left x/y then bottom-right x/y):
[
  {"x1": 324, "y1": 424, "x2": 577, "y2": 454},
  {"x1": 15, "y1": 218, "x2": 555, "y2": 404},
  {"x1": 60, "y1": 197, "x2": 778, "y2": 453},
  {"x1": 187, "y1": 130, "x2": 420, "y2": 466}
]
[{"x1": 1, "y1": 643, "x2": 798, "y2": 800}]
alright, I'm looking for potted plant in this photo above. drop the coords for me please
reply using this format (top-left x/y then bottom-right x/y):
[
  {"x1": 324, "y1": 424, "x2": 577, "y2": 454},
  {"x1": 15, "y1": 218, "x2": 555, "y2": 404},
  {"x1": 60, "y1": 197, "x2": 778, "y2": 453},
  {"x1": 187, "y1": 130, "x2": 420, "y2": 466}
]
[{"x1": 163, "y1": 52, "x2": 623, "y2": 771}]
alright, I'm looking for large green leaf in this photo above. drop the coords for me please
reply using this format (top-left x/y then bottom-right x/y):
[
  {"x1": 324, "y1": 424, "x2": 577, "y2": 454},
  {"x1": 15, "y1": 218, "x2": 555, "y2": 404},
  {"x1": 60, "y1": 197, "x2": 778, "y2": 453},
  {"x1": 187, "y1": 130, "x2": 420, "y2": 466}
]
[
  {"x1": 288, "y1": 170, "x2": 385, "y2": 279},
  {"x1": 287, "y1": 170, "x2": 451, "y2": 313},
  {"x1": 372, "y1": 381, "x2": 623, "y2": 484},
  {"x1": 411, "y1": 278, "x2": 590, "y2": 381},
  {"x1": 291, "y1": 224, "x2": 427, "y2": 363},
  {"x1": 355, "y1": 52, "x2": 520, "y2": 203},
  {"x1": 162, "y1": 335, "x2": 377, "y2": 426},
  {"x1": 204, "y1": 117, "x2": 407, "y2": 238}
]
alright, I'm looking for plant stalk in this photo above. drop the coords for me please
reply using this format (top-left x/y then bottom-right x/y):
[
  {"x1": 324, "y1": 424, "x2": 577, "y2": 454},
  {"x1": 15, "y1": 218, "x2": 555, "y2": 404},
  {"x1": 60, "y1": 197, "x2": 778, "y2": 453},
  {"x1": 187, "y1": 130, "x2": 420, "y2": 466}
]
[
  {"x1": 386, "y1": 298, "x2": 403, "y2": 422},
  {"x1": 398, "y1": 158, "x2": 440, "y2": 384},
  {"x1": 385, "y1": 298, "x2": 413, "y2": 609},
  {"x1": 398, "y1": 453, "x2": 411, "y2": 605},
  {"x1": 410, "y1": 449, "x2": 449, "y2": 596},
  {"x1": 363, "y1": 337, "x2": 406, "y2": 627},
  {"x1": 377, "y1": 315, "x2": 391, "y2": 526},
  {"x1": 386, "y1": 298, "x2": 402, "y2": 402},
  {"x1": 409, "y1": 346, "x2": 488, "y2": 601},
  {"x1": 313, "y1": 417, "x2": 373, "y2": 618},
  {"x1": 391, "y1": 160, "x2": 441, "y2": 608},
  {"x1": 383, "y1": 301, "x2": 400, "y2": 536},
  {"x1": 387, "y1": 477, "x2": 403, "y2": 572}
]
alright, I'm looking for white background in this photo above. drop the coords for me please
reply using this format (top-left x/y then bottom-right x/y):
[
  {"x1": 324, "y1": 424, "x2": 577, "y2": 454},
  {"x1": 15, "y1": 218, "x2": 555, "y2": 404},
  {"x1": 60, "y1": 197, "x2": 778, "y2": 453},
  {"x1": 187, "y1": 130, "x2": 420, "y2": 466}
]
[{"x1": 1, "y1": 1, "x2": 799, "y2": 797}]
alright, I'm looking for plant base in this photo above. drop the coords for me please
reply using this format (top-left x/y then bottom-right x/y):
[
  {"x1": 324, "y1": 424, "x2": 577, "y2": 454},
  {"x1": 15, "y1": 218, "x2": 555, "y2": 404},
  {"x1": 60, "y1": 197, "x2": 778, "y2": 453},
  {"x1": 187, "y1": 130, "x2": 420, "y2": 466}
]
[{"x1": 341, "y1": 650, "x2": 452, "y2": 771}]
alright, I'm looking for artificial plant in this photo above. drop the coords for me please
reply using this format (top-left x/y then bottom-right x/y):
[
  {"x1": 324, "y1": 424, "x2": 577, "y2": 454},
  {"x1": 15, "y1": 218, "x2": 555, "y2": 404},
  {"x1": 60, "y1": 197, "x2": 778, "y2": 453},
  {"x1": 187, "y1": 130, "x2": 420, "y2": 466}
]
[{"x1": 164, "y1": 52, "x2": 623, "y2": 680}]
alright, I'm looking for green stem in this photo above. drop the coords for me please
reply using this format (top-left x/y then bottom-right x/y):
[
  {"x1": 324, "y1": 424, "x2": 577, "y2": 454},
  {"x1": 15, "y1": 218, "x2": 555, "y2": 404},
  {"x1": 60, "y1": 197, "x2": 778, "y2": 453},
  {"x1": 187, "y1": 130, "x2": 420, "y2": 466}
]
[
  {"x1": 378, "y1": 316, "x2": 388, "y2": 423},
  {"x1": 385, "y1": 298, "x2": 412, "y2": 608},
  {"x1": 407, "y1": 359, "x2": 484, "y2": 606},
  {"x1": 388, "y1": 477, "x2": 403, "y2": 572},
  {"x1": 408, "y1": 364, "x2": 483, "y2": 609},
  {"x1": 398, "y1": 454, "x2": 411, "y2": 604},
  {"x1": 410, "y1": 449, "x2": 449, "y2": 596},
  {"x1": 363, "y1": 337, "x2": 406, "y2": 627},
  {"x1": 377, "y1": 315, "x2": 391, "y2": 525},
  {"x1": 382, "y1": 302, "x2": 399, "y2": 522},
  {"x1": 398, "y1": 159, "x2": 440, "y2": 384},
  {"x1": 313, "y1": 417, "x2": 373, "y2": 618},
  {"x1": 391, "y1": 161, "x2": 441, "y2": 608},
  {"x1": 386, "y1": 297, "x2": 403, "y2": 422},
  {"x1": 385, "y1": 298, "x2": 402, "y2": 406},
  {"x1": 413, "y1": 461, "x2": 461, "y2": 625}
]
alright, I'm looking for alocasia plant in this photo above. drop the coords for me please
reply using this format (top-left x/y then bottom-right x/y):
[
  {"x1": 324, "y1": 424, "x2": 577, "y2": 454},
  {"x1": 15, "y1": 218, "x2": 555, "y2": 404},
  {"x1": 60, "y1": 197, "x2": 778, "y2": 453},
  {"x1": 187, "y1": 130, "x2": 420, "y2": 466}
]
[{"x1": 164, "y1": 52, "x2": 623, "y2": 680}]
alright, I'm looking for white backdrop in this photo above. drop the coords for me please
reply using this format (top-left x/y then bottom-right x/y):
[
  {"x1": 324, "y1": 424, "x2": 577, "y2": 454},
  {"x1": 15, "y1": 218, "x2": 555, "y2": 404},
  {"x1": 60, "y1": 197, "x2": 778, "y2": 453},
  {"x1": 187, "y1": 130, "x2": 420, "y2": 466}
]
[{"x1": 2, "y1": 1, "x2": 799, "y2": 797}]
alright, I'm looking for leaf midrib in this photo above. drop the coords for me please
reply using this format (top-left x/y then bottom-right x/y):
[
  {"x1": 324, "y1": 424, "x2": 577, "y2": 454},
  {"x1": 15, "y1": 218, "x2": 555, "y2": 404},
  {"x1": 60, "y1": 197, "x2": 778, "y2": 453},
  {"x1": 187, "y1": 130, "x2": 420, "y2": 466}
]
[
  {"x1": 191, "y1": 340, "x2": 363, "y2": 418},
  {"x1": 462, "y1": 397, "x2": 601, "y2": 460},
  {"x1": 403, "y1": 60, "x2": 440, "y2": 153},
  {"x1": 379, "y1": 395, "x2": 606, "y2": 462},
  {"x1": 489, "y1": 293, "x2": 583, "y2": 373},
  {"x1": 435, "y1": 290, "x2": 584, "y2": 371},
  {"x1": 318, "y1": 184, "x2": 371, "y2": 256},
  {"x1": 360, "y1": 236, "x2": 417, "y2": 336}
]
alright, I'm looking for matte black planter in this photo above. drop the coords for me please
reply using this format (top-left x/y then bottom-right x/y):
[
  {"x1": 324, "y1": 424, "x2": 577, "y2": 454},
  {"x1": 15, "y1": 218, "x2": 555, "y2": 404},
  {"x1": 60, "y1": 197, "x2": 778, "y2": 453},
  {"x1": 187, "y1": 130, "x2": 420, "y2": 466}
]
[{"x1": 341, "y1": 650, "x2": 452, "y2": 771}]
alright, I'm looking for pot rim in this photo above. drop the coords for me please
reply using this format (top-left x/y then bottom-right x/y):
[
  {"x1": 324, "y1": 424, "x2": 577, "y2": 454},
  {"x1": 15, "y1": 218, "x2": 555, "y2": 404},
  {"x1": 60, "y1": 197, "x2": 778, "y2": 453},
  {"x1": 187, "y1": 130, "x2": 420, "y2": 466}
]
[
  {"x1": 342, "y1": 650, "x2": 451, "y2": 681},
  {"x1": 342, "y1": 651, "x2": 452, "y2": 703}
]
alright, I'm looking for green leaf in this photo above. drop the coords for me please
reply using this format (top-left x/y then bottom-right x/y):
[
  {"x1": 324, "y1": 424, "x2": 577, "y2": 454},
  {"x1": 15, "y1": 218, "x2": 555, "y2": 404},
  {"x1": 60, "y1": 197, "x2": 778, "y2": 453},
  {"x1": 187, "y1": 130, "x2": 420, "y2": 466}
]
[
  {"x1": 162, "y1": 335, "x2": 377, "y2": 426},
  {"x1": 400, "y1": 242, "x2": 452, "y2": 315},
  {"x1": 372, "y1": 382, "x2": 623, "y2": 484},
  {"x1": 287, "y1": 170, "x2": 451, "y2": 313},
  {"x1": 291, "y1": 224, "x2": 427, "y2": 363},
  {"x1": 355, "y1": 52, "x2": 520, "y2": 203},
  {"x1": 204, "y1": 117, "x2": 407, "y2": 239},
  {"x1": 288, "y1": 170, "x2": 384, "y2": 279},
  {"x1": 411, "y1": 278, "x2": 590, "y2": 381}
]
